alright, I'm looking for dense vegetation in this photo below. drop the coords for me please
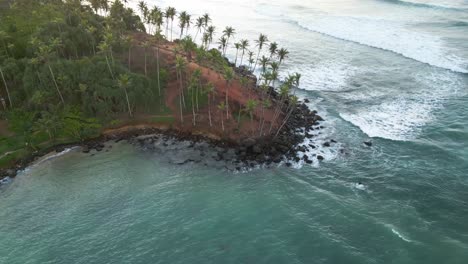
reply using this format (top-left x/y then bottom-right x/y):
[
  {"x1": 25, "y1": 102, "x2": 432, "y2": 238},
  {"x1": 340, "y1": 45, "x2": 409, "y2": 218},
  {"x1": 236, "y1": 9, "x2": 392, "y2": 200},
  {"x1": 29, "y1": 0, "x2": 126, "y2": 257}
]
[{"x1": 0, "y1": 0, "x2": 300, "y2": 169}]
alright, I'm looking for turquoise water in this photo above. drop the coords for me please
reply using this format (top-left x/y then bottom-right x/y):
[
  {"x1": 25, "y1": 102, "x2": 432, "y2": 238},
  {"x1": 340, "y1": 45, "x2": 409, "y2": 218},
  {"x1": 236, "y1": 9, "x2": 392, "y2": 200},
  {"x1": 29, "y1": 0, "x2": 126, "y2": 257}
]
[{"x1": 1, "y1": 0, "x2": 468, "y2": 263}]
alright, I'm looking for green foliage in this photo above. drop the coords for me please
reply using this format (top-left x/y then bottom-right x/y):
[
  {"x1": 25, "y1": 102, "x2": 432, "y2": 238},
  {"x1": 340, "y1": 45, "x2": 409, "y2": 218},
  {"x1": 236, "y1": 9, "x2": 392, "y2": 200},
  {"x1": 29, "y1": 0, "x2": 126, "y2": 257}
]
[{"x1": 62, "y1": 107, "x2": 101, "y2": 142}]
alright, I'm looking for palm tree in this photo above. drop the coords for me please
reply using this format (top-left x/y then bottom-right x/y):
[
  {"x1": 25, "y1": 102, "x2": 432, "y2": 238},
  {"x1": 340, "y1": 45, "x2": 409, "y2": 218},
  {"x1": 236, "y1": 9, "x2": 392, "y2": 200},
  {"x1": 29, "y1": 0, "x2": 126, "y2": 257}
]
[
  {"x1": 0, "y1": 66, "x2": 11, "y2": 108},
  {"x1": 253, "y1": 34, "x2": 268, "y2": 72},
  {"x1": 122, "y1": 36, "x2": 133, "y2": 69},
  {"x1": 142, "y1": 41, "x2": 150, "y2": 76},
  {"x1": 247, "y1": 51, "x2": 254, "y2": 71},
  {"x1": 269, "y1": 42, "x2": 278, "y2": 60},
  {"x1": 278, "y1": 48, "x2": 289, "y2": 66},
  {"x1": 194, "y1": 17, "x2": 204, "y2": 43},
  {"x1": 202, "y1": 33, "x2": 210, "y2": 50},
  {"x1": 97, "y1": 41, "x2": 114, "y2": 80},
  {"x1": 239, "y1": 39, "x2": 249, "y2": 66},
  {"x1": 259, "y1": 56, "x2": 269, "y2": 75},
  {"x1": 207, "y1": 26, "x2": 215, "y2": 47},
  {"x1": 153, "y1": 33, "x2": 163, "y2": 99},
  {"x1": 275, "y1": 96, "x2": 298, "y2": 138},
  {"x1": 202, "y1": 13, "x2": 211, "y2": 33},
  {"x1": 175, "y1": 55, "x2": 186, "y2": 123},
  {"x1": 166, "y1": 7, "x2": 176, "y2": 41},
  {"x1": 205, "y1": 82, "x2": 215, "y2": 127},
  {"x1": 234, "y1": 42, "x2": 241, "y2": 66},
  {"x1": 117, "y1": 74, "x2": 133, "y2": 117},
  {"x1": 217, "y1": 102, "x2": 225, "y2": 131},
  {"x1": 218, "y1": 36, "x2": 227, "y2": 55},
  {"x1": 222, "y1": 26, "x2": 235, "y2": 55},
  {"x1": 0, "y1": 31, "x2": 10, "y2": 58},
  {"x1": 259, "y1": 98, "x2": 271, "y2": 136},
  {"x1": 245, "y1": 99, "x2": 258, "y2": 135},
  {"x1": 178, "y1": 11, "x2": 188, "y2": 39},
  {"x1": 223, "y1": 66, "x2": 234, "y2": 119}
]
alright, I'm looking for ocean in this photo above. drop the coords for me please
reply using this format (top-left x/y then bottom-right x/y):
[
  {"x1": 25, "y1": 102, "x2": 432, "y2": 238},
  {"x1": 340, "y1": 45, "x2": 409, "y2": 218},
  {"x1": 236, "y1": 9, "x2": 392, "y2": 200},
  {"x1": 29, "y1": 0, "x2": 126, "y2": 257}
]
[{"x1": 1, "y1": 0, "x2": 468, "y2": 263}]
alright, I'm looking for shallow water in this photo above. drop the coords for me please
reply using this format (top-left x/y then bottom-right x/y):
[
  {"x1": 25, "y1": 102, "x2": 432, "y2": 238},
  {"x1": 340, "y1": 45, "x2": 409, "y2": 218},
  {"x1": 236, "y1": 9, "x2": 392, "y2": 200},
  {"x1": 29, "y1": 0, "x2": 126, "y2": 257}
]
[{"x1": 1, "y1": 0, "x2": 468, "y2": 263}]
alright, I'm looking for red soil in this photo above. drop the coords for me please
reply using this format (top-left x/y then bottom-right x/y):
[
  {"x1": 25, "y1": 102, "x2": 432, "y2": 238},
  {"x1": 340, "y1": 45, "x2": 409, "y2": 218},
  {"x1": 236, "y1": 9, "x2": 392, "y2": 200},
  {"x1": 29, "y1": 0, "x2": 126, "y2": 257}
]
[{"x1": 129, "y1": 32, "x2": 280, "y2": 141}]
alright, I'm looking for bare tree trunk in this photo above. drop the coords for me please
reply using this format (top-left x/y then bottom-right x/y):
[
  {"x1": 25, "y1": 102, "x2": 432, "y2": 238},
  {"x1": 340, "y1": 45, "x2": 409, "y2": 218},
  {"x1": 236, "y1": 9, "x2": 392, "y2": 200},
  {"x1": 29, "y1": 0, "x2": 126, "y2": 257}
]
[
  {"x1": 208, "y1": 93, "x2": 212, "y2": 127},
  {"x1": 0, "y1": 66, "x2": 12, "y2": 108}
]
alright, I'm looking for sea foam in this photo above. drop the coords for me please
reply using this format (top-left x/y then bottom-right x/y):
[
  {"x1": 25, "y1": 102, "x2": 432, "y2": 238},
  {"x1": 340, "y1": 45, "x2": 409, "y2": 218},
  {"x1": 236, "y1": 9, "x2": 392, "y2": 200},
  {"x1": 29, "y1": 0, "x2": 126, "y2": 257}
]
[{"x1": 290, "y1": 15, "x2": 468, "y2": 74}]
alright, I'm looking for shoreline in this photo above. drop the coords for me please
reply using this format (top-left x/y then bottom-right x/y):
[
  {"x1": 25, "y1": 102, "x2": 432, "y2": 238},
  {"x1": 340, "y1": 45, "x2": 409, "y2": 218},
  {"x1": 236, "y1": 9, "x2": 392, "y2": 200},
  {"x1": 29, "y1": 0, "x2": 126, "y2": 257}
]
[{"x1": 0, "y1": 97, "x2": 326, "y2": 182}]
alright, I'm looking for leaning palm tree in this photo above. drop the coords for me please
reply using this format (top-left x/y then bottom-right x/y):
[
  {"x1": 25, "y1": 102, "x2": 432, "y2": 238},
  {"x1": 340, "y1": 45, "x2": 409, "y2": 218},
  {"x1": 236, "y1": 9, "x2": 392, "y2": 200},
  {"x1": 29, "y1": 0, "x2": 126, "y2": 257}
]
[
  {"x1": 277, "y1": 47, "x2": 289, "y2": 66},
  {"x1": 117, "y1": 74, "x2": 133, "y2": 117},
  {"x1": 253, "y1": 33, "x2": 268, "y2": 72},
  {"x1": 222, "y1": 26, "x2": 235, "y2": 55},
  {"x1": 0, "y1": 66, "x2": 12, "y2": 108},
  {"x1": 239, "y1": 39, "x2": 249, "y2": 66},
  {"x1": 223, "y1": 66, "x2": 234, "y2": 119}
]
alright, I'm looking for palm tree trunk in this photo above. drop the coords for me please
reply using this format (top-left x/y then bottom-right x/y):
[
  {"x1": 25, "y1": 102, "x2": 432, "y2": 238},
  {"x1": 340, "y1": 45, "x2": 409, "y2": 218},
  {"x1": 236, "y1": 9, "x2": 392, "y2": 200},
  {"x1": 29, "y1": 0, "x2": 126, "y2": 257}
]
[
  {"x1": 234, "y1": 49, "x2": 239, "y2": 66},
  {"x1": 128, "y1": 46, "x2": 131, "y2": 70},
  {"x1": 225, "y1": 86, "x2": 229, "y2": 119},
  {"x1": 144, "y1": 49, "x2": 147, "y2": 76},
  {"x1": 0, "y1": 66, "x2": 12, "y2": 108},
  {"x1": 240, "y1": 51, "x2": 245, "y2": 66},
  {"x1": 208, "y1": 93, "x2": 212, "y2": 127},
  {"x1": 177, "y1": 70, "x2": 184, "y2": 124},
  {"x1": 253, "y1": 48, "x2": 261, "y2": 72},
  {"x1": 48, "y1": 65, "x2": 65, "y2": 104},
  {"x1": 105, "y1": 54, "x2": 115, "y2": 79},
  {"x1": 123, "y1": 87, "x2": 133, "y2": 117}
]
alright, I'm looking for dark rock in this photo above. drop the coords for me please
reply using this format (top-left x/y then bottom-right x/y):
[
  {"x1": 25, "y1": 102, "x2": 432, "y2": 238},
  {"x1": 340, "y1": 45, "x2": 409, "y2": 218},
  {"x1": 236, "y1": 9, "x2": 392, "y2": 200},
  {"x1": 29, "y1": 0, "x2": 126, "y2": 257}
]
[
  {"x1": 317, "y1": 155, "x2": 324, "y2": 161},
  {"x1": 242, "y1": 138, "x2": 256, "y2": 147},
  {"x1": 252, "y1": 145, "x2": 262, "y2": 154},
  {"x1": 304, "y1": 98, "x2": 310, "y2": 103},
  {"x1": 305, "y1": 159, "x2": 313, "y2": 164},
  {"x1": 364, "y1": 141, "x2": 372, "y2": 147},
  {"x1": 82, "y1": 145, "x2": 90, "y2": 153},
  {"x1": 323, "y1": 142, "x2": 331, "y2": 147},
  {"x1": 331, "y1": 139, "x2": 337, "y2": 143}
]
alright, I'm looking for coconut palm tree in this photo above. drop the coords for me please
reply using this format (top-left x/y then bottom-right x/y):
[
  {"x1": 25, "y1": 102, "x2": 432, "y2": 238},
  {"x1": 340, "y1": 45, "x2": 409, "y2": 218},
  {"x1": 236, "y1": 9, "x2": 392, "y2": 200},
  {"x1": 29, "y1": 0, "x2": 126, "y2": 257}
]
[
  {"x1": 175, "y1": 55, "x2": 186, "y2": 123},
  {"x1": 194, "y1": 17, "x2": 204, "y2": 43},
  {"x1": 275, "y1": 96, "x2": 298, "y2": 138},
  {"x1": 117, "y1": 74, "x2": 133, "y2": 117},
  {"x1": 202, "y1": 33, "x2": 210, "y2": 50},
  {"x1": 253, "y1": 33, "x2": 268, "y2": 72},
  {"x1": 245, "y1": 99, "x2": 258, "y2": 135},
  {"x1": 278, "y1": 47, "x2": 289, "y2": 66},
  {"x1": 178, "y1": 11, "x2": 188, "y2": 39},
  {"x1": 222, "y1": 26, "x2": 235, "y2": 55},
  {"x1": 122, "y1": 36, "x2": 133, "y2": 69},
  {"x1": 247, "y1": 51, "x2": 254, "y2": 71},
  {"x1": 223, "y1": 66, "x2": 234, "y2": 119},
  {"x1": 142, "y1": 41, "x2": 150, "y2": 76},
  {"x1": 239, "y1": 39, "x2": 249, "y2": 66},
  {"x1": 217, "y1": 102, "x2": 225, "y2": 131},
  {"x1": 218, "y1": 36, "x2": 227, "y2": 55},
  {"x1": 202, "y1": 13, "x2": 211, "y2": 33},
  {"x1": 234, "y1": 42, "x2": 241, "y2": 66},
  {"x1": 166, "y1": 7, "x2": 176, "y2": 41},
  {"x1": 268, "y1": 42, "x2": 278, "y2": 60},
  {"x1": 205, "y1": 82, "x2": 215, "y2": 127},
  {"x1": 259, "y1": 98, "x2": 271, "y2": 136},
  {"x1": 207, "y1": 26, "x2": 215, "y2": 47},
  {"x1": 259, "y1": 56, "x2": 269, "y2": 75},
  {"x1": 0, "y1": 66, "x2": 11, "y2": 108}
]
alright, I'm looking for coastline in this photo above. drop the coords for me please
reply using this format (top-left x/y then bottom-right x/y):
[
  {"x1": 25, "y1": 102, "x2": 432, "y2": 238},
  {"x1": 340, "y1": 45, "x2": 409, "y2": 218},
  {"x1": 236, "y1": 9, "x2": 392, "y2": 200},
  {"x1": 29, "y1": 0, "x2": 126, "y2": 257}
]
[{"x1": 0, "y1": 96, "x2": 325, "y2": 182}]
